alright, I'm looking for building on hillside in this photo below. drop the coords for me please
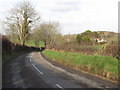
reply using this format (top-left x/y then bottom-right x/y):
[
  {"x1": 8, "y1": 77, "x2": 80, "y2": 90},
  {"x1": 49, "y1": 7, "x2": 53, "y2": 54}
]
[{"x1": 94, "y1": 38, "x2": 106, "y2": 44}]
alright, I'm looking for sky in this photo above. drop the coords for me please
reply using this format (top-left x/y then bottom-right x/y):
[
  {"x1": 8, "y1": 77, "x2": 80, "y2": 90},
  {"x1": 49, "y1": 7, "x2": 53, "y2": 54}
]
[{"x1": 0, "y1": 0, "x2": 119, "y2": 35}]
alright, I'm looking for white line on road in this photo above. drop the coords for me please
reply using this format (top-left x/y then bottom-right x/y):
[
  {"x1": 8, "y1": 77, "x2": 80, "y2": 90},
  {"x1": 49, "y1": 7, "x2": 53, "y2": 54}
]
[
  {"x1": 30, "y1": 58, "x2": 31, "y2": 62},
  {"x1": 32, "y1": 64, "x2": 43, "y2": 75},
  {"x1": 56, "y1": 84, "x2": 64, "y2": 90}
]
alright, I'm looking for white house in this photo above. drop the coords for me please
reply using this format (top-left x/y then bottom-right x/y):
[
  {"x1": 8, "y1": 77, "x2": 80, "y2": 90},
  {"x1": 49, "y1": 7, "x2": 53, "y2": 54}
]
[{"x1": 94, "y1": 38, "x2": 106, "y2": 44}]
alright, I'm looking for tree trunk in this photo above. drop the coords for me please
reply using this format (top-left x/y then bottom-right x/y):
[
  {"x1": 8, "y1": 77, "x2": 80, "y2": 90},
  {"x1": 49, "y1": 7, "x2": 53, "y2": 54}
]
[
  {"x1": 44, "y1": 41, "x2": 47, "y2": 48},
  {"x1": 23, "y1": 40, "x2": 26, "y2": 46}
]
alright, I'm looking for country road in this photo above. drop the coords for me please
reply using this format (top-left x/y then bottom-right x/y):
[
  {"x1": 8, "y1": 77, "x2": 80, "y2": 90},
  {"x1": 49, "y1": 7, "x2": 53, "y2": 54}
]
[{"x1": 3, "y1": 52, "x2": 118, "y2": 89}]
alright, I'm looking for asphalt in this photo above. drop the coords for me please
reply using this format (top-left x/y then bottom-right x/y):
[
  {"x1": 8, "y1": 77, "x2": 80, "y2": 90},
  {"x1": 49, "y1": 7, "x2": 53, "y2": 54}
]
[{"x1": 2, "y1": 51, "x2": 119, "y2": 89}]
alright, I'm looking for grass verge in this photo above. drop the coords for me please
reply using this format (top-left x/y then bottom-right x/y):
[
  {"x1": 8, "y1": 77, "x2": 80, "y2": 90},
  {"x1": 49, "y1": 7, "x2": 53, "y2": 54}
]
[{"x1": 42, "y1": 50, "x2": 118, "y2": 82}]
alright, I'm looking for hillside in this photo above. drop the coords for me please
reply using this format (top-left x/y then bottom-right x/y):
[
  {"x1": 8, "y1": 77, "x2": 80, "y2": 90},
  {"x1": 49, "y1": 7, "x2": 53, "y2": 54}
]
[{"x1": 64, "y1": 31, "x2": 119, "y2": 43}]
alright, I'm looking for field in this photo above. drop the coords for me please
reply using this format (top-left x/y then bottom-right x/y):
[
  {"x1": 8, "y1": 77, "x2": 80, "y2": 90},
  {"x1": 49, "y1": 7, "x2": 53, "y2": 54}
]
[
  {"x1": 9, "y1": 37, "x2": 45, "y2": 47},
  {"x1": 43, "y1": 50, "x2": 118, "y2": 82},
  {"x1": 25, "y1": 40, "x2": 45, "y2": 47}
]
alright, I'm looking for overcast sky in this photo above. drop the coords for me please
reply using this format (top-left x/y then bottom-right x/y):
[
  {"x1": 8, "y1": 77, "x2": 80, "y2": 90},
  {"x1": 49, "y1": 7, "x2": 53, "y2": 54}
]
[{"x1": 0, "y1": 0, "x2": 119, "y2": 35}]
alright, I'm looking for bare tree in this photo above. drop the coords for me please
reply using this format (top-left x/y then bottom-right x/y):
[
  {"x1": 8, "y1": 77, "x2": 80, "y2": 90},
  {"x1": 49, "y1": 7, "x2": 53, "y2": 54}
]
[
  {"x1": 3, "y1": 1, "x2": 40, "y2": 46},
  {"x1": 32, "y1": 21, "x2": 61, "y2": 47}
]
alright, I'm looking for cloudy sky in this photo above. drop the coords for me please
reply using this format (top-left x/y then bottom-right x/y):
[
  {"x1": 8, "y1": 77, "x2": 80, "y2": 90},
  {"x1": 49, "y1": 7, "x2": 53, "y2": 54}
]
[{"x1": 0, "y1": 0, "x2": 119, "y2": 35}]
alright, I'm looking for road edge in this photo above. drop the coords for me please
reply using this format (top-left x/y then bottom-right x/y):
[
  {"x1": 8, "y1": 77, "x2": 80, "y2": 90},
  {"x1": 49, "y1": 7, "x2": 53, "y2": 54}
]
[{"x1": 41, "y1": 52, "x2": 118, "y2": 89}]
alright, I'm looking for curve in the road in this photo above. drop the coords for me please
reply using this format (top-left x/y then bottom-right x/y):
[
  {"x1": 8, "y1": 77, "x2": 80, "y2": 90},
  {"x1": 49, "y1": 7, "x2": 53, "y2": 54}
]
[{"x1": 3, "y1": 52, "x2": 118, "y2": 89}]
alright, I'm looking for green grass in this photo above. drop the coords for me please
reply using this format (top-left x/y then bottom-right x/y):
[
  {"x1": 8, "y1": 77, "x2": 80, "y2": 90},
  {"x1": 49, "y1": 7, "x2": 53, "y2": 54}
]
[
  {"x1": 10, "y1": 37, "x2": 19, "y2": 44},
  {"x1": 43, "y1": 50, "x2": 118, "y2": 81},
  {"x1": 9, "y1": 37, "x2": 45, "y2": 47},
  {"x1": 25, "y1": 40, "x2": 35, "y2": 46},
  {"x1": 25, "y1": 40, "x2": 45, "y2": 47},
  {"x1": 39, "y1": 41, "x2": 45, "y2": 47}
]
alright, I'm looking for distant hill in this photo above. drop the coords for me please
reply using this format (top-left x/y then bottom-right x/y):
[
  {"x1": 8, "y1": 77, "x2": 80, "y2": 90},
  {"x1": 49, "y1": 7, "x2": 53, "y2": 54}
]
[
  {"x1": 98, "y1": 31, "x2": 119, "y2": 42},
  {"x1": 64, "y1": 31, "x2": 119, "y2": 43}
]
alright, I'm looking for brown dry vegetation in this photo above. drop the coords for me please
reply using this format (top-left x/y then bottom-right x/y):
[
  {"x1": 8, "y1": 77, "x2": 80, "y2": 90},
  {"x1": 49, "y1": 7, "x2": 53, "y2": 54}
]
[
  {"x1": 102, "y1": 41, "x2": 120, "y2": 60},
  {"x1": 48, "y1": 43, "x2": 97, "y2": 55},
  {"x1": 48, "y1": 42, "x2": 119, "y2": 60},
  {"x1": 47, "y1": 32, "x2": 120, "y2": 60}
]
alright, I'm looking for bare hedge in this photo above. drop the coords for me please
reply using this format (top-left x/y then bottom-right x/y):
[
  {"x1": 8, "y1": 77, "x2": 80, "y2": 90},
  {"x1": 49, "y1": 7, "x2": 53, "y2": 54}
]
[{"x1": 2, "y1": 35, "x2": 40, "y2": 56}]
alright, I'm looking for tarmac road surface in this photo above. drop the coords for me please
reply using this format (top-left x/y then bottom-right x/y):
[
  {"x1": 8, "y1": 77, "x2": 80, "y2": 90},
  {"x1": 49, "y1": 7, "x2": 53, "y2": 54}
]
[{"x1": 2, "y1": 52, "x2": 118, "y2": 89}]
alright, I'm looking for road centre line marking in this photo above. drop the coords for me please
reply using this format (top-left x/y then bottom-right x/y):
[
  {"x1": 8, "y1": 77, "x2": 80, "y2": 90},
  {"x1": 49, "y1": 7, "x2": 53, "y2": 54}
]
[
  {"x1": 30, "y1": 53, "x2": 34, "y2": 58},
  {"x1": 56, "y1": 84, "x2": 64, "y2": 89},
  {"x1": 32, "y1": 64, "x2": 43, "y2": 75},
  {"x1": 30, "y1": 58, "x2": 31, "y2": 62}
]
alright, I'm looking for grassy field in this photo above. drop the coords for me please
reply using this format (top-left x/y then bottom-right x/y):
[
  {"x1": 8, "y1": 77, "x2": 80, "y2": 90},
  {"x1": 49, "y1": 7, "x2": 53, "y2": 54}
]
[
  {"x1": 10, "y1": 38, "x2": 45, "y2": 47},
  {"x1": 42, "y1": 50, "x2": 118, "y2": 82},
  {"x1": 25, "y1": 40, "x2": 45, "y2": 47}
]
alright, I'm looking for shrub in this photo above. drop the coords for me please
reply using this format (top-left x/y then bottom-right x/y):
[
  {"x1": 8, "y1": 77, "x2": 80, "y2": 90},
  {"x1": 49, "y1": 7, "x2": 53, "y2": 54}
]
[
  {"x1": 2, "y1": 35, "x2": 13, "y2": 55},
  {"x1": 102, "y1": 41, "x2": 120, "y2": 60},
  {"x1": 2, "y1": 35, "x2": 40, "y2": 58},
  {"x1": 82, "y1": 36, "x2": 91, "y2": 42},
  {"x1": 76, "y1": 34, "x2": 82, "y2": 43}
]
